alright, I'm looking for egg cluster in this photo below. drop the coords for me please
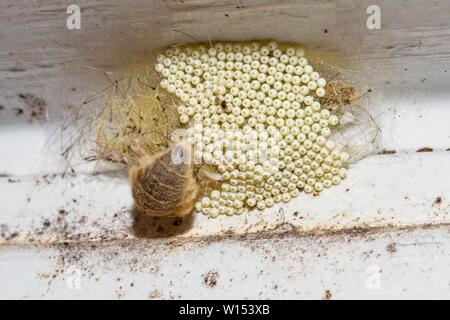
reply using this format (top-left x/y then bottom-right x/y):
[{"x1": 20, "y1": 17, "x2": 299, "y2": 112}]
[{"x1": 155, "y1": 41, "x2": 349, "y2": 217}]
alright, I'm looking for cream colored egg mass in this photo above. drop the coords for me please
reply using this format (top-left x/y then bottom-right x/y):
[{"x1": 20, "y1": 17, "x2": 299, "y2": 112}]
[{"x1": 155, "y1": 41, "x2": 349, "y2": 217}]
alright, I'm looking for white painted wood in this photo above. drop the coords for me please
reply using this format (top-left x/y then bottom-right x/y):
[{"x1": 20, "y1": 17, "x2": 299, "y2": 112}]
[
  {"x1": 3, "y1": 93, "x2": 450, "y2": 176},
  {"x1": 2, "y1": 0, "x2": 450, "y2": 176},
  {"x1": 1, "y1": 152, "x2": 448, "y2": 243},
  {"x1": 1, "y1": 226, "x2": 450, "y2": 299}
]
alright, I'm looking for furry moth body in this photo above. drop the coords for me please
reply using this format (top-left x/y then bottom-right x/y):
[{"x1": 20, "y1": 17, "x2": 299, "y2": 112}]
[{"x1": 130, "y1": 143, "x2": 200, "y2": 217}]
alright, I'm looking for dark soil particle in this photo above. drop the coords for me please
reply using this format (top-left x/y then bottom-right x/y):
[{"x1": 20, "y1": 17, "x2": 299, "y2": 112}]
[
  {"x1": 386, "y1": 242, "x2": 397, "y2": 253},
  {"x1": 379, "y1": 149, "x2": 396, "y2": 155},
  {"x1": 323, "y1": 290, "x2": 332, "y2": 300},
  {"x1": 434, "y1": 197, "x2": 442, "y2": 206},
  {"x1": 17, "y1": 93, "x2": 46, "y2": 122},
  {"x1": 417, "y1": 147, "x2": 433, "y2": 153},
  {"x1": 203, "y1": 271, "x2": 219, "y2": 288}
]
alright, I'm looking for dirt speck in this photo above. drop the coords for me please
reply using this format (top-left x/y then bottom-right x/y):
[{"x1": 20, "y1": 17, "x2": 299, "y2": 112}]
[
  {"x1": 433, "y1": 196, "x2": 442, "y2": 206},
  {"x1": 148, "y1": 289, "x2": 161, "y2": 299},
  {"x1": 323, "y1": 290, "x2": 332, "y2": 300},
  {"x1": 416, "y1": 147, "x2": 433, "y2": 153},
  {"x1": 18, "y1": 93, "x2": 46, "y2": 122},
  {"x1": 386, "y1": 242, "x2": 397, "y2": 254},
  {"x1": 6, "y1": 67, "x2": 26, "y2": 72},
  {"x1": 203, "y1": 270, "x2": 219, "y2": 288},
  {"x1": 42, "y1": 220, "x2": 51, "y2": 228},
  {"x1": 379, "y1": 149, "x2": 396, "y2": 155}
]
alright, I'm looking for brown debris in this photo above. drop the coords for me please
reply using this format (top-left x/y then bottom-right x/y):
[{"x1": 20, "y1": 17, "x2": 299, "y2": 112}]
[
  {"x1": 319, "y1": 81, "x2": 357, "y2": 111},
  {"x1": 203, "y1": 270, "x2": 219, "y2": 288},
  {"x1": 148, "y1": 289, "x2": 161, "y2": 299},
  {"x1": 379, "y1": 149, "x2": 396, "y2": 155},
  {"x1": 18, "y1": 93, "x2": 46, "y2": 122},
  {"x1": 434, "y1": 197, "x2": 442, "y2": 206},
  {"x1": 386, "y1": 242, "x2": 397, "y2": 254},
  {"x1": 416, "y1": 147, "x2": 433, "y2": 153}
]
